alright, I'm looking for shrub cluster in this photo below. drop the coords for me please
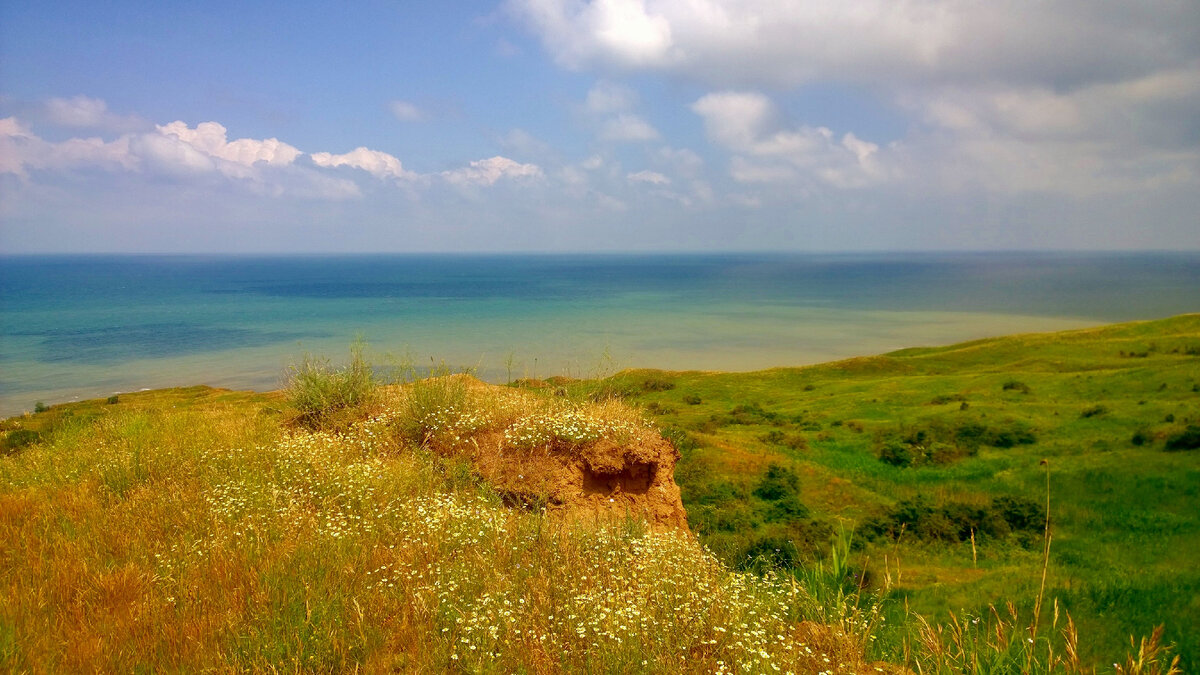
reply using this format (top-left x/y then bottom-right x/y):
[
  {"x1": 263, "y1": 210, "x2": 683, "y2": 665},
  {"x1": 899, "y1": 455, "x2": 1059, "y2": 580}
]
[
  {"x1": 859, "y1": 495, "x2": 1045, "y2": 543},
  {"x1": 1165, "y1": 425, "x2": 1200, "y2": 451},
  {"x1": 876, "y1": 420, "x2": 1037, "y2": 467}
]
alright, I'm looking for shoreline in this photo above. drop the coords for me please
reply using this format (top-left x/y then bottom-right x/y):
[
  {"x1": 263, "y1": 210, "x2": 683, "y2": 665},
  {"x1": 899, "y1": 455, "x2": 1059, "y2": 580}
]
[{"x1": 1, "y1": 311, "x2": 1113, "y2": 419}]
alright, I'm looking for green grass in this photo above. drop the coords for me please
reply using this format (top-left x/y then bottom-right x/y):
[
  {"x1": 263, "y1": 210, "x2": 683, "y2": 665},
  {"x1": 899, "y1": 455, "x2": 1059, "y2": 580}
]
[
  {"x1": 284, "y1": 339, "x2": 377, "y2": 429},
  {"x1": 568, "y1": 314, "x2": 1200, "y2": 670}
]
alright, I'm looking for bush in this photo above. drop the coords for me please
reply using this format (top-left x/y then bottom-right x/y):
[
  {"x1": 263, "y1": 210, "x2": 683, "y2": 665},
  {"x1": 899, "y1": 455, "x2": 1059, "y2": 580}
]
[
  {"x1": 753, "y1": 464, "x2": 801, "y2": 501},
  {"x1": 878, "y1": 441, "x2": 915, "y2": 467},
  {"x1": 2, "y1": 429, "x2": 41, "y2": 456},
  {"x1": 727, "y1": 403, "x2": 780, "y2": 425},
  {"x1": 1131, "y1": 429, "x2": 1151, "y2": 446},
  {"x1": 1165, "y1": 426, "x2": 1200, "y2": 452},
  {"x1": 759, "y1": 430, "x2": 808, "y2": 451},
  {"x1": 285, "y1": 341, "x2": 375, "y2": 428},
  {"x1": 106, "y1": 395, "x2": 120, "y2": 405},
  {"x1": 860, "y1": 495, "x2": 1044, "y2": 544},
  {"x1": 764, "y1": 494, "x2": 810, "y2": 522},
  {"x1": 641, "y1": 377, "x2": 675, "y2": 392},
  {"x1": 34, "y1": 401, "x2": 48, "y2": 413},
  {"x1": 992, "y1": 495, "x2": 1045, "y2": 532},
  {"x1": 1002, "y1": 380, "x2": 1031, "y2": 394},
  {"x1": 1080, "y1": 404, "x2": 1109, "y2": 418},
  {"x1": 682, "y1": 394, "x2": 702, "y2": 405}
]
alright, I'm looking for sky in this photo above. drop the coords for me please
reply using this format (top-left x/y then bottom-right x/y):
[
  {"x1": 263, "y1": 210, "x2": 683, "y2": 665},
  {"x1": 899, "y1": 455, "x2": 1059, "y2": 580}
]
[{"x1": 1, "y1": 0, "x2": 1198, "y2": 253}]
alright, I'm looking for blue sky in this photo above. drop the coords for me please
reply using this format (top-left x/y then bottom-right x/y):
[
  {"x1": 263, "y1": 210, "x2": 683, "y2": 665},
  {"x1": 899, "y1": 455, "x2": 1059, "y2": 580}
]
[{"x1": 2, "y1": 0, "x2": 1198, "y2": 252}]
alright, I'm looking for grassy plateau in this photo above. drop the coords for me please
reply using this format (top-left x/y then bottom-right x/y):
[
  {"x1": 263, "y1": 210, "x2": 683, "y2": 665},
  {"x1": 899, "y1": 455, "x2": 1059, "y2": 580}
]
[{"x1": 1, "y1": 315, "x2": 1197, "y2": 673}]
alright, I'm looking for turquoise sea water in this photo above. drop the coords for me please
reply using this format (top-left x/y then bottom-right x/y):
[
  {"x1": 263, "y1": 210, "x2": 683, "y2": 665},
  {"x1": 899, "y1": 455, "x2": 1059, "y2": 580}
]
[{"x1": 2, "y1": 252, "x2": 1198, "y2": 416}]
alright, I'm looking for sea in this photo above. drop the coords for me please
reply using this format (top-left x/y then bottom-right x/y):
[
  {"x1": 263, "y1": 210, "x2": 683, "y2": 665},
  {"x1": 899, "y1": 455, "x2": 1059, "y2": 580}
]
[{"x1": 2, "y1": 252, "x2": 1198, "y2": 417}]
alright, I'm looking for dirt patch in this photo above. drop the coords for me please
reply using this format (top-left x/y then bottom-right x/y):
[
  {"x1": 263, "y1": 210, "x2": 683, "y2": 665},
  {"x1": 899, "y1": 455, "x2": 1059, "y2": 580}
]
[{"x1": 453, "y1": 416, "x2": 688, "y2": 530}]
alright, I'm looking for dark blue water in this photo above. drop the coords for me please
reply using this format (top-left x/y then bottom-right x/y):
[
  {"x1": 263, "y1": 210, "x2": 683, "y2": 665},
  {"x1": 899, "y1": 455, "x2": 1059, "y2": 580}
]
[{"x1": 2, "y1": 252, "x2": 1198, "y2": 416}]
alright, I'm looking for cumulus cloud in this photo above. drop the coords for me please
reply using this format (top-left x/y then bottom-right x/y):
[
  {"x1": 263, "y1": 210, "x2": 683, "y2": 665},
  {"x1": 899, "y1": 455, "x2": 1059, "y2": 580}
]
[
  {"x1": 1, "y1": 113, "x2": 358, "y2": 199},
  {"x1": 157, "y1": 121, "x2": 302, "y2": 167},
  {"x1": 311, "y1": 147, "x2": 412, "y2": 180},
  {"x1": 513, "y1": 0, "x2": 675, "y2": 69},
  {"x1": 511, "y1": 0, "x2": 1200, "y2": 89},
  {"x1": 515, "y1": 0, "x2": 1200, "y2": 199},
  {"x1": 389, "y1": 100, "x2": 425, "y2": 122},
  {"x1": 440, "y1": 156, "x2": 544, "y2": 185},
  {"x1": 692, "y1": 91, "x2": 892, "y2": 188}
]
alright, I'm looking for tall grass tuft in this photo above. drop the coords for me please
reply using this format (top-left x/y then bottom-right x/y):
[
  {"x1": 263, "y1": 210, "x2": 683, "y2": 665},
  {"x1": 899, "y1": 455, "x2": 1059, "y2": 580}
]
[{"x1": 284, "y1": 340, "x2": 376, "y2": 429}]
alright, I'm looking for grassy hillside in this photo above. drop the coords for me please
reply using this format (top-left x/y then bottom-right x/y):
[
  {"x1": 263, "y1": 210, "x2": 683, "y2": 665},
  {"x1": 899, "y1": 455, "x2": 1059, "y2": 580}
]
[
  {"x1": 1, "y1": 316, "x2": 1195, "y2": 672},
  {"x1": 570, "y1": 314, "x2": 1200, "y2": 670}
]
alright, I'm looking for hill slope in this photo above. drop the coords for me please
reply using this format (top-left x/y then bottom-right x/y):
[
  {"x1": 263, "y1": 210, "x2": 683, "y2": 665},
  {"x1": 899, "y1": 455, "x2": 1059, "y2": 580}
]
[{"x1": 581, "y1": 314, "x2": 1200, "y2": 669}]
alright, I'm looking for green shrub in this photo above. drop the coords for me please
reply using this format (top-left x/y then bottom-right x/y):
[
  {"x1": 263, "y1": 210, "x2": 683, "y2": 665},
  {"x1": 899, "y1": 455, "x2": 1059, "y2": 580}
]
[
  {"x1": 285, "y1": 341, "x2": 375, "y2": 428},
  {"x1": 641, "y1": 377, "x2": 675, "y2": 392},
  {"x1": 1131, "y1": 428, "x2": 1151, "y2": 446},
  {"x1": 106, "y1": 395, "x2": 119, "y2": 405},
  {"x1": 682, "y1": 394, "x2": 702, "y2": 405},
  {"x1": 1165, "y1": 425, "x2": 1200, "y2": 452},
  {"x1": 1080, "y1": 404, "x2": 1109, "y2": 418},
  {"x1": 644, "y1": 401, "x2": 677, "y2": 415},
  {"x1": 878, "y1": 441, "x2": 915, "y2": 467},
  {"x1": 2, "y1": 429, "x2": 41, "y2": 455},
  {"x1": 992, "y1": 495, "x2": 1045, "y2": 533},
  {"x1": 727, "y1": 403, "x2": 780, "y2": 425},
  {"x1": 764, "y1": 494, "x2": 810, "y2": 522},
  {"x1": 753, "y1": 464, "x2": 801, "y2": 501},
  {"x1": 1001, "y1": 380, "x2": 1031, "y2": 393},
  {"x1": 860, "y1": 495, "x2": 1044, "y2": 544},
  {"x1": 33, "y1": 401, "x2": 48, "y2": 413}
]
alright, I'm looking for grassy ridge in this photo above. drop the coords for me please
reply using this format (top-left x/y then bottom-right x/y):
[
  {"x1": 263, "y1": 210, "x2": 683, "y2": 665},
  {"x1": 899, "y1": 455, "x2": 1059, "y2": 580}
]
[
  {"x1": 1, "y1": 378, "x2": 900, "y2": 672},
  {"x1": 579, "y1": 314, "x2": 1200, "y2": 669}
]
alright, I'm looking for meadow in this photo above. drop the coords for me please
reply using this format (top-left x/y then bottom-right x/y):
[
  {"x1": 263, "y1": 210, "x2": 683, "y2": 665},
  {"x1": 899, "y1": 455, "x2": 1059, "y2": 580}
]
[
  {"x1": 1, "y1": 316, "x2": 1196, "y2": 672},
  {"x1": 568, "y1": 314, "x2": 1200, "y2": 671}
]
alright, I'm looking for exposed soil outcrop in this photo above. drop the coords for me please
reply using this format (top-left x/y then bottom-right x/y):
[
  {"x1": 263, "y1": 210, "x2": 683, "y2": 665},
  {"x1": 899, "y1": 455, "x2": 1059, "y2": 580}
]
[{"x1": 450, "y1": 409, "x2": 688, "y2": 530}]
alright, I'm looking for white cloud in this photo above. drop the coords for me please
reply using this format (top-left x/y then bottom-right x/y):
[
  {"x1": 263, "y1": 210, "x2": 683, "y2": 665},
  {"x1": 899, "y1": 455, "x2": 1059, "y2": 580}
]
[
  {"x1": 43, "y1": 95, "x2": 144, "y2": 132},
  {"x1": 311, "y1": 147, "x2": 412, "y2": 180},
  {"x1": 1, "y1": 116, "x2": 137, "y2": 176},
  {"x1": 157, "y1": 121, "x2": 302, "y2": 167},
  {"x1": 389, "y1": 100, "x2": 425, "y2": 122},
  {"x1": 655, "y1": 146, "x2": 703, "y2": 176},
  {"x1": 599, "y1": 113, "x2": 659, "y2": 142},
  {"x1": 517, "y1": 1, "x2": 1200, "y2": 200},
  {"x1": 440, "y1": 156, "x2": 544, "y2": 185},
  {"x1": 692, "y1": 91, "x2": 892, "y2": 188},
  {"x1": 585, "y1": 81, "x2": 637, "y2": 114},
  {"x1": 514, "y1": 0, "x2": 675, "y2": 69},
  {"x1": 1, "y1": 114, "x2": 359, "y2": 199},
  {"x1": 511, "y1": 0, "x2": 1199, "y2": 89},
  {"x1": 627, "y1": 169, "x2": 670, "y2": 185}
]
